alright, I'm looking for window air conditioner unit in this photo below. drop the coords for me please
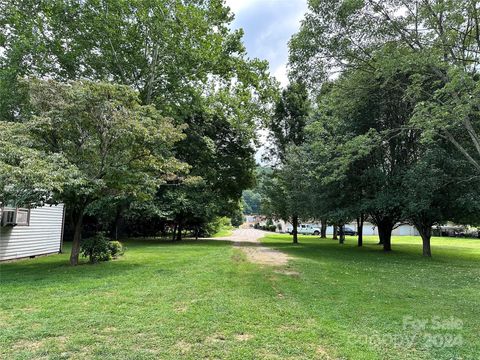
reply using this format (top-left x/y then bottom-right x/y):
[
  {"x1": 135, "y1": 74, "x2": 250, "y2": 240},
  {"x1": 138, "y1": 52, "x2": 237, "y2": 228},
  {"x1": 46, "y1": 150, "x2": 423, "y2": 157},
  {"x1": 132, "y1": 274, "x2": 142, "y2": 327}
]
[{"x1": 1, "y1": 208, "x2": 17, "y2": 227}]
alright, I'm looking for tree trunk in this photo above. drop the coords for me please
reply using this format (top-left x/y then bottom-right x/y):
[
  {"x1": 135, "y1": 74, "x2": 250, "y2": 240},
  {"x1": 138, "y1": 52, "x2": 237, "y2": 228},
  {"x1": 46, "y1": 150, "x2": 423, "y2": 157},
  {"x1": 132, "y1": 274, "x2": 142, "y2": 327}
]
[
  {"x1": 339, "y1": 224, "x2": 345, "y2": 244},
  {"x1": 320, "y1": 218, "x2": 327, "y2": 238},
  {"x1": 112, "y1": 204, "x2": 125, "y2": 240},
  {"x1": 70, "y1": 211, "x2": 84, "y2": 266},
  {"x1": 172, "y1": 223, "x2": 177, "y2": 242},
  {"x1": 176, "y1": 222, "x2": 183, "y2": 241},
  {"x1": 357, "y1": 215, "x2": 364, "y2": 247},
  {"x1": 292, "y1": 215, "x2": 299, "y2": 244},
  {"x1": 377, "y1": 227, "x2": 384, "y2": 245},
  {"x1": 378, "y1": 221, "x2": 394, "y2": 252},
  {"x1": 415, "y1": 223, "x2": 432, "y2": 257},
  {"x1": 333, "y1": 225, "x2": 338, "y2": 240}
]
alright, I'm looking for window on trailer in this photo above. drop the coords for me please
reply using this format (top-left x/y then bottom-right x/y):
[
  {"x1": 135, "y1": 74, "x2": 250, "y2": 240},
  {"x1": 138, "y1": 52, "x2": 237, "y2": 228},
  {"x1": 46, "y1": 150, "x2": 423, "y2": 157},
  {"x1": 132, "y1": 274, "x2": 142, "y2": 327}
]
[
  {"x1": 0, "y1": 207, "x2": 31, "y2": 226},
  {"x1": 15, "y1": 208, "x2": 30, "y2": 226}
]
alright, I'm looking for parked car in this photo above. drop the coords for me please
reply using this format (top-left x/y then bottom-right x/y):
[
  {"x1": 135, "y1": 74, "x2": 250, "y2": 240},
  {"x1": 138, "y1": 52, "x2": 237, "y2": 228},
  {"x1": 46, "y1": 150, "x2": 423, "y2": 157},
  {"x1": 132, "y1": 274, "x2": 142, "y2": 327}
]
[
  {"x1": 286, "y1": 223, "x2": 322, "y2": 236},
  {"x1": 342, "y1": 226, "x2": 357, "y2": 236}
]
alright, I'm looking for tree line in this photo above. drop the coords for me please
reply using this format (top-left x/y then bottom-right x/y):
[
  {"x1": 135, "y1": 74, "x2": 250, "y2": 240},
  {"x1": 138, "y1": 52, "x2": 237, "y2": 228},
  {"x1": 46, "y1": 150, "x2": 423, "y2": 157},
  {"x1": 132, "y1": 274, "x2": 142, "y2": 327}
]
[
  {"x1": 262, "y1": 0, "x2": 480, "y2": 257},
  {"x1": 0, "y1": 0, "x2": 276, "y2": 265}
]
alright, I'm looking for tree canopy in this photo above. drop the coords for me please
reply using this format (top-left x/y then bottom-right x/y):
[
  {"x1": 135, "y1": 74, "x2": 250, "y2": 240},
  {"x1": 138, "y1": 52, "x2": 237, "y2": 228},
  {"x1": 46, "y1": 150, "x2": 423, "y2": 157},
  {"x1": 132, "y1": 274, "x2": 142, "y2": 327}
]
[
  {"x1": 0, "y1": 0, "x2": 278, "y2": 257},
  {"x1": 265, "y1": 0, "x2": 480, "y2": 256},
  {"x1": 5, "y1": 79, "x2": 186, "y2": 265}
]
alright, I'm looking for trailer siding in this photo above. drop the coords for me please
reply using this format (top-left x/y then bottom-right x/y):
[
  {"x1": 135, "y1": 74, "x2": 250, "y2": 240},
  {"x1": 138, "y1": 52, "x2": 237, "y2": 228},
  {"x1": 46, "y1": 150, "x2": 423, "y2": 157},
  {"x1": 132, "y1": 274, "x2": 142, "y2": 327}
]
[{"x1": 0, "y1": 204, "x2": 64, "y2": 261}]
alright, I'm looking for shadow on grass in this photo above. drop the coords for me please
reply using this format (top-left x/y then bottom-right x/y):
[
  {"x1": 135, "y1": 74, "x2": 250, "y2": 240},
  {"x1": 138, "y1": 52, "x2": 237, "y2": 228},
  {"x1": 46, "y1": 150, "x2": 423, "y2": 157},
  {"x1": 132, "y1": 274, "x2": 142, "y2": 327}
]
[
  {"x1": 3, "y1": 236, "x2": 477, "y2": 288},
  {"x1": 260, "y1": 236, "x2": 480, "y2": 268},
  {"x1": 0, "y1": 238, "x2": 233, "y2": 286},
  {"x1": 122, "y1": 237, "x2": 232, "y2": 248},
  {"x1": 122, "y1": 235, "x2": 479, "y2": 268},
  {"x1": 0, "y1": 256, "x2": 145, "y2": 286}
]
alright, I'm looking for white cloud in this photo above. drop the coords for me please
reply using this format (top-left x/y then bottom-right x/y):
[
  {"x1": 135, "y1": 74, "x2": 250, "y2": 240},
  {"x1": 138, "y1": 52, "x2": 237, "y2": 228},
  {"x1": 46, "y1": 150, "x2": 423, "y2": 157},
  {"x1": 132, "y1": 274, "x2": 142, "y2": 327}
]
[
  {"x1": 226, "y1": 0, "x2": 307, "y2": 86},
  {"x1": 224, "y1": 1, "x2": 307, "y2": 162},
  {"x1": 225, "y1": 0, "x2": 258, "y2": 14},
  {"x1": 273, "y1": 64, "x2": 289, "y2": 87}
]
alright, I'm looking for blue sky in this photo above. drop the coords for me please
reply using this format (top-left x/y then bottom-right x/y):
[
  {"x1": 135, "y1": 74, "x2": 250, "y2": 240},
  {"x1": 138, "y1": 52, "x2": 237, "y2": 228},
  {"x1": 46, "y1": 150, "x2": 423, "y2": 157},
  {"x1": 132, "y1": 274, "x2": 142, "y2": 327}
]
[{"x1": 226, "y1": 0, "x2": 308, "y2": 86}]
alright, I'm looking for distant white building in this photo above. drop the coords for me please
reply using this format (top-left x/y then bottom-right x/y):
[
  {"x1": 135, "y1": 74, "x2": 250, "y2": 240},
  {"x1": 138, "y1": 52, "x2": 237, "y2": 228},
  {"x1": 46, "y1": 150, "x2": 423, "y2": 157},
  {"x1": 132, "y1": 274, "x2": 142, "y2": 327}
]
[
  {"x1": 245, "y1": 215, "x2": 420, "y2": 236},
  {"x1": 349, "y1": 222, "x2": 419, "y2": 236},
  {"x1": 275, "y1": 220, "x2": 419, "y2": 236},
  {"x1": 0, "y1": 204, "x2": 65, "y2": 261}
]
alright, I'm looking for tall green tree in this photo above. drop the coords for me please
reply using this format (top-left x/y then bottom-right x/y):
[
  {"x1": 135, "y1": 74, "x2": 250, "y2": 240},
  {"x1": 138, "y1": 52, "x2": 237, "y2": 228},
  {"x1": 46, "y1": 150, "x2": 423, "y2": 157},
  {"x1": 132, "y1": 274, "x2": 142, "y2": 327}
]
[
  {"x1": 242, "y1": 190, "x2": 262, "y2": 215},
  {"x1": 0, "y1": 121, "x2": 74, "y2": 207},
  {"x1": 1, "y1": 0, "x2": 276, "y2": 236},
  {"x1": 401, "y1": 148, "x2": 456, "y2": 257},
  {"x1": 21, "y1": 79, "x2": 186, "y2": 265},
  {"x1": 269, "y1": 82, "x2": 310, "y2": 163},
  {"x1": 290, "y1": 0, "x2": 480, "y2": 177},
  {"x1": 304, "y1": 81, "x2": 373, "y2": 244},
  {"x1": 302, "y1": 47, "x2": 480, "y2": 255},
  {"x1": 287, "y1": 0, "x2": 480, "y2": 256},
  {"x1": 266, "y1": 81, "x2": 310, "y2": 243},
  {"x1": 304, "y1": 49, "x2": 426, "y2": 251},
  {"x1": 261, "y1": 146, "x2": 310, "y2": 244},
  {"x1": 0, "y1": 0, "x2": 273, "y2": 116}
]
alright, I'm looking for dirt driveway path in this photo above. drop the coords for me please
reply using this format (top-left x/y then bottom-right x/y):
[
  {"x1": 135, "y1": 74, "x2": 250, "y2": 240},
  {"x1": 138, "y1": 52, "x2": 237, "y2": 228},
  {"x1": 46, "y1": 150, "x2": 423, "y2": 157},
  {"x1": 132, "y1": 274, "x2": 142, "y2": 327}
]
[{"x1": 212, "y1": 229, "x2": 291, "y2": 266}]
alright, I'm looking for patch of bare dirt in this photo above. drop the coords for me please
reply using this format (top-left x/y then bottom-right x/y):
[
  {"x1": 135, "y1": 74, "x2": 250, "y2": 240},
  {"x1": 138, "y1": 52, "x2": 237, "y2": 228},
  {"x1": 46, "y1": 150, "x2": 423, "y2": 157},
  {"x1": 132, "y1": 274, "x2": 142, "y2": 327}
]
[
  {"x1": 101, "y1": 326, "x2": 117, "y2": 334},
  {"x1": 234, "y1": 333, "x2": 253, "y2": 341},
  {"x1": 208, "y1": 228, "x2": 292, "y2": 266},
  {"x1": 11, "y1": 335, "x2": 67, "y2": 352},
  {"x1": 20, "y1": 306, "x2": 39, "y2": 313},
  {"x1": 231, "y1": 251, "x2": 246, "y2": 263},
  {"x1": 13, "y1": 339, "x2": 44, "y2": 351},
  {"x1": 316, "y1": 345, "x2": 332, "y2": 359},
  {"x1": 274, "y1": 269, "x2": 300, "y2": 277},
  {"x1": 174, "y1": 302, "x2": 188, "y2": 313},
  {"x1": 240, "y1": 245, "x2": 290, "y2": 266},
  {"x1": 54, "y1": 336, "x2": 68, "y2": 344},
  {"x1": 258, "y1": 349, "x2": 283, "y2": 359},
  {"x1": 206, "y1": 334, "x2": 227, "y2": 344},
  {"x1": 174, "y1": 340, "x2": 193, "y2": 354}
]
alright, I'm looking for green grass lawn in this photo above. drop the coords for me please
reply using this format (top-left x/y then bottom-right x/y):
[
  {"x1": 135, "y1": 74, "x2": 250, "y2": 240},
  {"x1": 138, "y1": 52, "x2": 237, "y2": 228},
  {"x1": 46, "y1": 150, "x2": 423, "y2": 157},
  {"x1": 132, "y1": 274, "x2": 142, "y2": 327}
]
[
  {"x1": 211, "y1": 226, "x2": 234, "y2": 238},
  {"x1": 1, "y1": 235, "x2": 479, "y2": 359}
]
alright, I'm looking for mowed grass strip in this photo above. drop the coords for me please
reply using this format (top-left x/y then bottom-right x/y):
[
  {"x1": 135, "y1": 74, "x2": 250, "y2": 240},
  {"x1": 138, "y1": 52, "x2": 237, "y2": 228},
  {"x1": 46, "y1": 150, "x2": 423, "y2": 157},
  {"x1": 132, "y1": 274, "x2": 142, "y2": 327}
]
[{"x1": 0, "y1": 235, "x2": 478, "y2": 359}]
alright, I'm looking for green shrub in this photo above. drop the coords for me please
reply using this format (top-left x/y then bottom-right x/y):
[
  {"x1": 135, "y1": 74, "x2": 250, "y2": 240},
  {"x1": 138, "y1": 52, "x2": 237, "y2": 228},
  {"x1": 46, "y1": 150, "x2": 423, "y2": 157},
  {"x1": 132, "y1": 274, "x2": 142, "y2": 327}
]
[
  {"x1": 81, "y1": 233, "x2": 125, "y2": 263},
  {"x1": 231, "y1": 210, "x2": 245, "y2": 227},
  {"x1": 201, "y1": 216, "x2": 231, "y2": 237},
  {"x1": 108, "y1": 240, "x2": 124, "y2": 258},
  {"x1": 253, "y1": 223, "x2": 276, "y2": 232},
  {"x1": 267, "y1": 225, "x2": 277, "y2": 232},
  {"x1": 260, "y1": 225, "x2": 277, "y2": 232},
  {"x1": 81, "y1": 233, "x2": 111, "y2": 263}
]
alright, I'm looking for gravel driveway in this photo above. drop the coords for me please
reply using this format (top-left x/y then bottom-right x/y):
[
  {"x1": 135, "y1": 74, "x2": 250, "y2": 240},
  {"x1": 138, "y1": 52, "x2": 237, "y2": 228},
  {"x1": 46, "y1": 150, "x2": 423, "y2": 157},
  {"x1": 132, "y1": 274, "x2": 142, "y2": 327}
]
[{"x1": 212, "y1": 228, "x2": 291, "y2": 266}]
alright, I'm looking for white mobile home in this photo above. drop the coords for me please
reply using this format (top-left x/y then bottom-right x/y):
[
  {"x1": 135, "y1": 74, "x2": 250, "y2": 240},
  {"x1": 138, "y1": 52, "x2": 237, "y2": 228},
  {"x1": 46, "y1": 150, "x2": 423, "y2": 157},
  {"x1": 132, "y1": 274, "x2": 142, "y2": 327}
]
[{"x1": 0, "y1": 204, "x2": 65, "y2": 261}]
